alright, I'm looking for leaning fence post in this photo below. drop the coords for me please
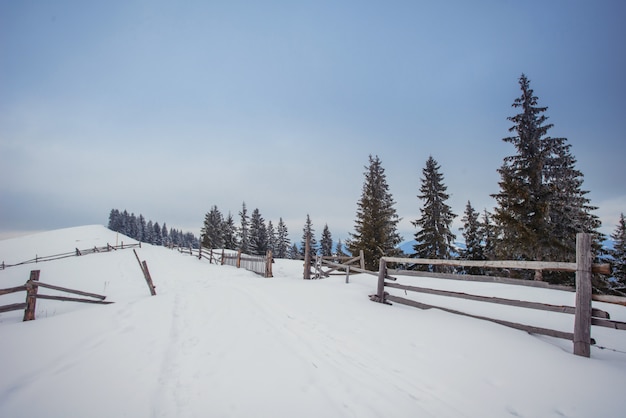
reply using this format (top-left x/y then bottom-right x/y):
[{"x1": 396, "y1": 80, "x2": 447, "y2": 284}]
[
  {"x1": 141, "y1": 261, "x2": 157, "y2": 296},
  {"x1": 574, "y1": 233, "x2": 592, "y2": 358},
  {"x1": 23, "y1": 270, "x2": 40, "y2": 321}
]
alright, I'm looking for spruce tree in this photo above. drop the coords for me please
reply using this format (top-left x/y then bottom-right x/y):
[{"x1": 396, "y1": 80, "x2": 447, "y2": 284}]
[
  {"x1": 202, "y1": 205, "x2": 224, "y2": 249},
  {"x1": 300, "y1": 214, "x2": 318, "y2": 256},
  {"x1": 493, "y1": 74, "x2": 602, "y2": 282},
  {"x1": 348, "y1": 155, "x2": 402, "y2": 270},
  {"x1": 153, "y1": 222, "x2": 163, "y2": 246},
  {"x1": 222, "y1": 212, "x2": 238, "y2": 250},
  {"x1": 276, "y1": 218, "x2": 291, "y2": 258},
  {"x1": 320, "y1": 224, "x2": 333, "y2": 257},
  {"x1": 145, "y1": 220, "x2": 154, "y2": 244},
  {"x1": 249, "y1": 208, "x2": 268, "y2": 255},
  {"x1": 459, "y1": 201, "x2": 484, "y2": 274},
  {"x1": 267, "y1": 220, "x2": 276, "y2": 255},
  {"x1": 610, "y1": 213, "x2": 626, "y2": 290},
  {"x1": 335, "y1": 239, "x2": 346, "y2": 257},
  {"x1": 238, "y1": 202, "x2": 250, "y2": 253},
  {"x1": 412, "y1": 156, "x2": 456, "y2": 269}
]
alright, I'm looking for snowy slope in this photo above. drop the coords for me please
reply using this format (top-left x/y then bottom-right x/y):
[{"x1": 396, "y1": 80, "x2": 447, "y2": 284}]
[{"x1": 1, "y1": 226, "x2": 626, "y2": 417}]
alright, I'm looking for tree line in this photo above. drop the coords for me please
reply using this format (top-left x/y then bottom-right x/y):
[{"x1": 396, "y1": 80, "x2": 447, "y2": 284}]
[
  {"x1": 200, "y1": 203, "x2": 344, "y2": 260},
  {"x1": 107, "y1": 209, "x2": 199, "y2": 248},
  {"x1": 347, "y1": 74, "x2": 624, "y2": 292}
]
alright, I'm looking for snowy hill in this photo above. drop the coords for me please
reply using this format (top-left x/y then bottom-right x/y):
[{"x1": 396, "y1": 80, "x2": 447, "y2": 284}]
[{"x1": 1, "y1": 225, "x2": 626, "y2": 417}]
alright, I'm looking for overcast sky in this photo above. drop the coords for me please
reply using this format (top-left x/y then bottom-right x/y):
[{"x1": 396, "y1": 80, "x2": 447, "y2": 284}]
[{"x1": 1, "y1": 0, "x2": 625, "y2": 245}]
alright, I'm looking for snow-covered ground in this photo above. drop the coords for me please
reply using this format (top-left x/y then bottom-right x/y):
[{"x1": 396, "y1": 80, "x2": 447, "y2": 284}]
[{"x1": 1, "y1": 225, "x2": 625, "y2": 417}]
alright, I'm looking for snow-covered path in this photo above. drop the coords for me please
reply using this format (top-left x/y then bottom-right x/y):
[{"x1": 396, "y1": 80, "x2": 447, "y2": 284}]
[{"x1": 1, "y1": 226, "x2": 626, "y2": 417}]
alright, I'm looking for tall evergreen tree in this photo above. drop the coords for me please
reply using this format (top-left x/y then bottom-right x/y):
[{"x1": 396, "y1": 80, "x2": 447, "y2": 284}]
[
  {"x1": 480, "y1": 210, "x2": 497, "y2": 261},
  {"x1": 266, "y1": 220, "x2": 276, "y2": 255},
  {"x1": 348, "y1": 155, "x2": 402, "y2": 270},
  {"x1": 412, "y1": 156, "x2": 456, "y2": 269},
  {"x1": 610, "y1": 213, "x2": 626, "y2": 290},
  {"x1": 459, "y1": 201, "x2": 484, "y2": 274},
  {"x1": 320, "y1": 224, "x2": 333, "y2": 257},
  {"x1": 300, "y1": 214, "x2": 318, "y2": 256},
  {"x1": 201, "y1": 205, "x2": 224, "y2": 249},
  {"x1": 492, "y1": 75, "x2": 602, "y2": 281},
  {"x1": 222, "y1": 212, "x2": 238, "y2": 250},
  {"x1": 238, "y1": 202, "x2": 250, "y2": 253},
  {"x1": 138, "y1": 214, "x2": 147, "y2": 243},
  {"x1": 153, "y1": 222, "x2": 162, "y2": 246},
  {"x1": 161, "y1": 223, "x2": 168, "y2": 246},
  {"x1": 289, "y1": 243, "x2": 300, "y2": 260},
  {"x1": 276, "y1": 218, "x2": 291, "y2": 258},
  {"x1": 249, "y1": 208, "x2": 268, "y2": 255},
  {"x1": 145, "y1": 220, "x2": 154, "y2": 244},
  {"x1": 335, "y1": 238, "x2": 346, "y2": 257}
]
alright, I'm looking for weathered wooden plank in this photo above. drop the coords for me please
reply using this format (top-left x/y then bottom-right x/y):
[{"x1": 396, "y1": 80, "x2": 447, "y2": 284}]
[
  {"x1": 385, "y1": 281, "x2": 577, "y2": 314},
  {"x1": 385, "y1": 294, "x2": 574, "y2": 341},
  {"x1": 36, "y1": 294, "x2": 114, "y2": 305},
  {"x1": 31, "y1": 281, "x2": 106, "y2": 300},
  {"x1": 387, "y1": 268, "x2": 575, "y2": 291},
  {"x1": 591, "y1": 317, "x2": 626, "y2": 331},
  {"x1": 142, "y1": 260, "x2": 157, "y2": 296},
  {"x1": 574, "y1": 233, "x2": 593, "y2": 357},
  {"x1": 0, "y1": 302, "x2": 27, "y2": 313},
  {"x1": 592, "y1": 294, "x2": 626, "y2": 307},
  {"x1": 382, "y1": 256, "x2": 609, "y2": 275},
  {"x1": 591, "y1": 318, "x2": 626, "y2": 330},
  {"x1": 0, "y1": 285, "x2": 27, "y2": 296}
]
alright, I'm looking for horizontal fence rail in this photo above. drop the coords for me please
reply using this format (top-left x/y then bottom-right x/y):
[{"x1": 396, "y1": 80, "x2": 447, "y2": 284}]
[{"x1": 1, "y1": 242, "x2": 141, "y2": 271}]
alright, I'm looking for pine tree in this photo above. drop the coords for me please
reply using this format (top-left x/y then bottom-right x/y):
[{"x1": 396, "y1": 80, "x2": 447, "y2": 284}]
[
  {"x1": 493, "y1": 74, "x2": 602, "y2": 282},
  {"x1": 480, "y1": 210, "x2": 497, "y2": 261},
  {"x1": 108, "y1": 209, "x2": 121, "y2": 231},
  {"x1": 459, "y1": 201, "x2": 484, "y2": 274},
  {"x1": 412, "y1": 156, "x2": 456, "y2": 270},
  {"x1": 289, "y1": 243, "x2": 300, "y2": 260},
  {"x1": 266, "y1": 220, "x2": 276, "y2": 255},
  {"x1": 129, "y1": 213, "x2": 139, "y2": 240},
  {"x1": 145, "y1": 220, "x2": 154, "y2": 244},
  {"x1": 320, "y1": 224, "x2": 333, "y2": 257},
  {"x1": 348, "y1": 155, "x2": 402, "y2": 270},
  {"x1": 138, "y1": 215, "x2": 147, "y2": 243},
  {"x1": 335, "y1": 238, "x2": 346, "y2": 257},
  {"x1": 610, "y1": 213, "x2": 626, "y2": 290},
  {"x1": 222, "y1": 212, "x2": 238, "y2": 250},
  {"x1": 202, "y1": 205, "x2": 225, "y2": 249},
  {"x1": 276, "y1": 218, "x2": 291, "y2": 258},
  {"x1": 238, "y1": 202, "x2": 250, "y2": 253},
  {"x1": 249, "y1": 208, "x2": 268, "y2": 255},
  {"x1": 160, "y1": 223, "x2": 168, "y2": 246},
  {"x1": 300, "y1": 214, "x2": 318, "y2": 257},
  {"x1": 153, "y1": 222, "x2": 162, "y2": 246}
]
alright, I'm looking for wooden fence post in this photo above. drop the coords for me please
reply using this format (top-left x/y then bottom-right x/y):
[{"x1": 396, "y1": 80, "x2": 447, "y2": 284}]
[
  {"x1": 345, "y1": 265, "x2": 350, "y2": 284},
  {"x1": 198, "y1": 246, "x2": 203, "y2": 260},
  {"x1": 141, "y1": 261, "x2": 157, "y2": 296},
  {"x1": 265, "y1": 250, "x2": 273, "y2": 278},
  {"x1": 376, "y1": 258, "x2": 387, "y2": 303},
  {"x1": 303, "y1": 233, "x2": 311, "y2": 280},
  {"x1": 574, "y1": 233, "x2": 592, "y2": 358},
  {"x1": 221, "y1": 249, "x2": 225, "y2": 265},
  {"x1": 359, "y1": 250, "x2": 365, "y2": 270},
  {"x1": 236, "y1": 249, "x2": 242, "y2": 268},
  {"x1": 23, "y1": 270, "x2": 40, "y2": 321}
]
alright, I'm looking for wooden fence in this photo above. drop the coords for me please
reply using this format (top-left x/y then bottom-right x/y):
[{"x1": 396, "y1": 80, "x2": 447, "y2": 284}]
[
  {"x1": 222, "y1": 250, "x2": 274, "y2": 278},
  {"x1": 1, "y1": 242, "x2": 141, "y2": 270},
  {"x1": 0, "y1": 270, "x2": 112, "y2": 321},
  {"x1": 371, "y1": 233, "x2": 625, "y2": 358}
]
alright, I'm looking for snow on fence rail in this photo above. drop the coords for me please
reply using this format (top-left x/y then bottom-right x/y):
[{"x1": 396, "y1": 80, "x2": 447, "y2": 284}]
[
  {"x1": 0, "y1": 242, "x2": 141, "y2": 270},
  {"x1": 371, "y1": 233, "x2": 625, "y2": 358},
  {"x1": 0, "y1": 270, "x2": 112, "y2": 321}
]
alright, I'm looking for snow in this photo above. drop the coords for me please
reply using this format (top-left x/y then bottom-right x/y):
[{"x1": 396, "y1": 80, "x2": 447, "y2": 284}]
[{"x1": 1, "y1": 225, "x2": 626, "y2": 417}]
